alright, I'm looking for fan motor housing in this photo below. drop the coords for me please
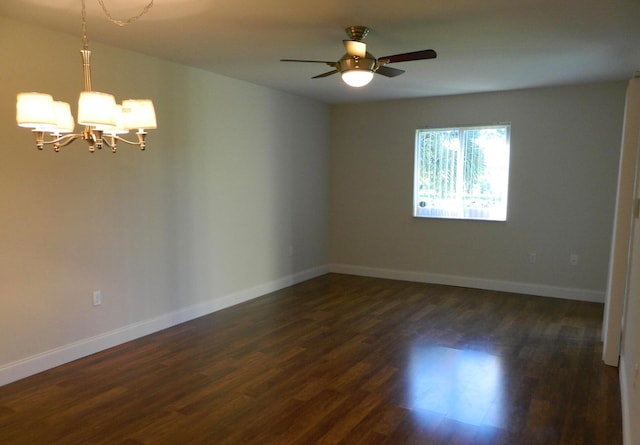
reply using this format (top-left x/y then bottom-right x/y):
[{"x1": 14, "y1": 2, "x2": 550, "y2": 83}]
[{"x1": 338, "y1": 53, "x2": 376, "y2": 73}]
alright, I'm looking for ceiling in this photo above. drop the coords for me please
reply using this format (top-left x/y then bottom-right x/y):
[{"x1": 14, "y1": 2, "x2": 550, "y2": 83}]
[{"x1": 1, "y1": 0, "x2": 639, "y2": 104}]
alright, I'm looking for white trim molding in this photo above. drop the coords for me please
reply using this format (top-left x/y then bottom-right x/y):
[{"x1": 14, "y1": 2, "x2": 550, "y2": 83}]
[
  {"x1": 619, "y1": 355, "x2": 632, "y2": 445},
  {"x1": 329, "y1": 264, "x2": 605, "y2": 303},
  {"x1": 0, "y1": 266, "x2": 329, "y2": 387},
  {"x1": 1, "y1": 263, "x2": 605, "y2": 388}
]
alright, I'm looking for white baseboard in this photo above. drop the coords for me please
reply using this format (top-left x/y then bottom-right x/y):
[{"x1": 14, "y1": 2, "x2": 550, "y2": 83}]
[
  {"x1": 329, "y1": 264, "x2": 605, "y2": 303},
  {"x1": 0, "y1": 263, "x2": 605, "y2": 388},
  {"x1": 0, "y1": 266, "x2": 329, "y2": 387},
  {"x1": 619, "y1": 356, "x2": 632, "y2": 445}
]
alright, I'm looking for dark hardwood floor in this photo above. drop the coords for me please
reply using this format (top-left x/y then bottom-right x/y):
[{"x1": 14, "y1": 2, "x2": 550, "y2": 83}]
[{"x1": 0, "y1": 274, "x2": 622, "y2": 444}]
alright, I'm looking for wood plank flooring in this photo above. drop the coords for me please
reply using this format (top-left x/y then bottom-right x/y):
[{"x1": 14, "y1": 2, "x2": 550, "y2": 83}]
[{"x1": 0, "y1": 274, "x2": 622, "y2": 444}]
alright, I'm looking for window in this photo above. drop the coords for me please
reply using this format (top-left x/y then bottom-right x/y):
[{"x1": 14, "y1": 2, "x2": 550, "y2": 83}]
[{"x1": 413, "y1": 124, "x2": 510, "y2": 221}]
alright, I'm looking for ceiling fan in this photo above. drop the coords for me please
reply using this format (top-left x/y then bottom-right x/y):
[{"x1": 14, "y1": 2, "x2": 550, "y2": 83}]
[{"x1": 281, "y1": 26, "x2": 437, "y2": 88}]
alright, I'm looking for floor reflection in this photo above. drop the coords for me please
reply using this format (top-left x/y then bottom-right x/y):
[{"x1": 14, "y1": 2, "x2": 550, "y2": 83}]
[{"x1": 407, "y1": 345, "x2": 503, "y2": 426}]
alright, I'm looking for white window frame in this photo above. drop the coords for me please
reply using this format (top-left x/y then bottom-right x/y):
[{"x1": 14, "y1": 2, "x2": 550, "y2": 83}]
[{"x1": 413, "y1": 124, "x2": 511, "y2": 221}]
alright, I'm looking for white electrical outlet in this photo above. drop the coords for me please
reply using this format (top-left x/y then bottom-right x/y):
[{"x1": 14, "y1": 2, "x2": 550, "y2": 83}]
[
  {"x1": 569, "y1": 254, "x2": 578, "y2": 266},
  {"x1": 528, "y1": 253, "x2": 537, "y2": 264},
  {"x1": 93, "y1": 290, "x2": 102, "y2": 306}
]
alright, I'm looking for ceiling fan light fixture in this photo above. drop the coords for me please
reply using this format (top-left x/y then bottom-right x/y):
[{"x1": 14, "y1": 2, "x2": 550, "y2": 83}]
[
  {"x1": 280, "y1": 26, "x2": 437, "y2": 89},
  {"x1": 341, "y1": 69, "x2": 374, "y2": 88}
]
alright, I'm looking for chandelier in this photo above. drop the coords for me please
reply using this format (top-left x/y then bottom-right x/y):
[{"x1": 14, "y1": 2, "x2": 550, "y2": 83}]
[{"x1": 16, "y1": 0, "x2": 156, "y2": 153}]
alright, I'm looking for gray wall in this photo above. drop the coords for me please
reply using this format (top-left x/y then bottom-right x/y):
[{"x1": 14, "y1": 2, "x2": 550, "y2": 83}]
[
  {"x1": 330, "y1": 83, "x2": 626, "y2": 299},
  {"x1": 0, "y1": 16, "x2": 329, "y2": 382}
]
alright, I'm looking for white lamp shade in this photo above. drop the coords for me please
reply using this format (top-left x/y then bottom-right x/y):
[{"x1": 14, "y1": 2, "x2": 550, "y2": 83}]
[
  {"x1": 341, "y1": 70, "x2": 374, "y2": 87},
  {"x1": 53, "y1": 101, "x2": 75, "y2": 133},
  {"x1": 78, "y1": 91, "x2": 117, "y2": 127},
  {"x1": 122, "y1": 99, "x2": 157, "y2": 130},
  {"x1": 343, "y1": 40, "x2": 367, "y2": 58},
  {"x1": 100, "y1": 105, "x2": 129, "y2": 135},
  {"x1": 16, "y1": 92, "x2": 57, "y2": 129}
]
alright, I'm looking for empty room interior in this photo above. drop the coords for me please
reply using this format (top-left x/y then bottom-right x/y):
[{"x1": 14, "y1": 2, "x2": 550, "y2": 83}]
[{"x1": 1, "y1": 0, "x2": 640, "y2": 444}]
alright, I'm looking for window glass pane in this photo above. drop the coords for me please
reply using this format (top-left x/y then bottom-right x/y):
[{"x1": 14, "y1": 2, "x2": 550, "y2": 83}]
[{"x1": 414, "y1": 125, "x2": 510, "y2": 221}]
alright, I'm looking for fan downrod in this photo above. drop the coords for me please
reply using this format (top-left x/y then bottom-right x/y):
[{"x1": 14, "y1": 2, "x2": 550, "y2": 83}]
[{"x1": 345, "y1": 26, "x2": 369, "y2": 42}]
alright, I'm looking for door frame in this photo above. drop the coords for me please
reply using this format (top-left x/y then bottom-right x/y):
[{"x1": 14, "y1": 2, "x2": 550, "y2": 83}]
[{"x1": 602, "y1": 75, "x2": 640, "y2": 366}]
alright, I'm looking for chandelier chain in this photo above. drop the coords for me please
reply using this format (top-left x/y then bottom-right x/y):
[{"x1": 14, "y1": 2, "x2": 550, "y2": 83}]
[
  {"x1": 96, "y1": 0, "x2": 155, "y2": 27},
  {"x1": 80, "y1": 0, "x2": 154, "y2": 49},
  {"x1": 81, "y1": 0, "x2": 89, "y2": 49}
]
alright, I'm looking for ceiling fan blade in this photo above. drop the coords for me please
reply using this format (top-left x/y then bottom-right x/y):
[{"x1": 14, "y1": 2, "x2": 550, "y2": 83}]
[
  {"x1": 378, "y1": 49, "x2": 437, "y2": 64},
  {"x1": 375, "y1": 65, "x2": 405, "y2": 78},
  {"x1": 312, "y1": 70, "x2": 339, "y2": 79},
  {"x1": 280, "y1": 59, "x2": 337, "y2": 66}
]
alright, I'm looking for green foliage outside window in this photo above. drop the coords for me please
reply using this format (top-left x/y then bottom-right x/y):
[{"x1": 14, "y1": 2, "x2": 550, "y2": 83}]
[{"x1": 414, "y1": 125, "x2": 510, "y2": 221}]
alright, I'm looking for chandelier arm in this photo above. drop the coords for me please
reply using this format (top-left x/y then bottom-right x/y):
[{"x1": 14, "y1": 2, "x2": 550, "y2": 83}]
[
  {"x1": 108, "y1": 132, "x2": 148, "y2": 150},
  {"x1": 102, "y1": 135, "x2": 118, "y2": 153},
  {"x1": 30, "y1": 127, "x2": 110, "y2": 152},
  {"x1": 53, "y1": 133, "x2": 85, "y2": 148},
  {"x1": 32, "y1": 132, "x2": 85, "y2": 150}
]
